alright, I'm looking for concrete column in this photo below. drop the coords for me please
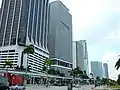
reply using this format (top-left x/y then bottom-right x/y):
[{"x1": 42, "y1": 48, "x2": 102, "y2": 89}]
[
  {"x1": 41, "y1": 77, "x2": 43, "y2": 84},
  {"x1": 33, "y1": 77, "x2": 35, "y2": 84},
  {"x1": 30, "y1": 78, "x2": 32, "y2": 84}
]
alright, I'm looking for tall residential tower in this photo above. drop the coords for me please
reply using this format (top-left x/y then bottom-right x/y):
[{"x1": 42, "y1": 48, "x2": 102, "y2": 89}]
[
  {"x1": 0, "y1": 0, "x2": 49, "y2": 73},
  {"x1": 48, "y1": 0, "x2": 73, "y2": 77}
]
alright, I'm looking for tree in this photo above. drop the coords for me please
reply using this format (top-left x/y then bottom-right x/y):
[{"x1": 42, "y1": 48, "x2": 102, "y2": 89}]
[
  {"x1": 20, "y1": 44, "x2": 34, "y2": 68},
  {"x1": 44, "y1": 59, "x2": 52, "y2": 67},
  {"x1": 115, "y1": 58, "x2": 120, "y2": 70},
  {"x1": 81, "y1": 70, "x2": 89, "y2": 79},
  {"x1": 22, "y1": 44, "x2": 34, "y2": 79},
  {"x1": 75, "y1": 67, "x2": 83, "y2": 78},
  {"x1": 96, "y1": 76, "x2": 101, "y2": 84},
  {"x1": 55, "y1": 69, "x2": 60, "y2": 76},
  {"x1": 2, "y1": 59, "x2": 13, "y2": 77},
  {"x1": 96, "y1": 76, "x2": 100, "y2": 81},
  {"x1": 68, "y1": 67, "x2": 83, "y2": 84},
  {"x1": 101, "y1": 78, "x2": 109, "y2": 85},
  {"x1": 68, "y1": 69, "x2": 75, "y2": 84},
  {"x1": 48, "y1": 68, "x2": 57, "y2": 75},
  {"x1": 3, "y1": 59, "x2": 13, "y2": 69},
  {"x1": 68, "y1": 69, "x2": 76, "y2": 77},
  {"x1": 23, "y1": 44, "x2": 34, "y2": 55},
  {"x1": 117, "y1": 74, "x2": 120, "y2": 85},
  {"x1": 43, "y1": 59, "x2": 53, "y2": 87},
  {"x1": 15, "y1": 65, "x2": 25, "y2": 71}
]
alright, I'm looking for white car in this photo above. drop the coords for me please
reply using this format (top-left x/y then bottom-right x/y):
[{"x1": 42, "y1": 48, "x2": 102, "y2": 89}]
[
  {"x1": 10, "y1": 84, "x2": 25, "y2": 90},
  {"x1": 74, "y1": 84, "x2": 81, "y2": 88}
]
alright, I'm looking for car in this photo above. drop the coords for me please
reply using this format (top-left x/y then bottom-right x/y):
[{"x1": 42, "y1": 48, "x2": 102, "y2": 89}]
[
  {"x1": 10, "y1": 84, "x2": 25, "y2": 90},
  {"x1": 74, "y1": 84, "x2": 81, "y2": 88},
  {"x1": 0, "y1": 83, "x2": 9, "y2": 90}
]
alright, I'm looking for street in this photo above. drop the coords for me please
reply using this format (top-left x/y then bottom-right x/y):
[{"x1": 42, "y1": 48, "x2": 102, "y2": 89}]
[{"x1": 26, "y1": 85, "x2": 94, "y2": 90}]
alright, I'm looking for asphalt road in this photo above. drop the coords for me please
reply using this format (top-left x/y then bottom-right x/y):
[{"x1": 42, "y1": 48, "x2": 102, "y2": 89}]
[{"x1": 26, "y1": 85, "x2": 94, "y2": 90}]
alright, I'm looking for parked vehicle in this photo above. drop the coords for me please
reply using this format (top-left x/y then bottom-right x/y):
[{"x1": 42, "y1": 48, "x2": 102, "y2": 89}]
[
  {"x1": 74, "y1": 84, "x2": 81, "y2": 88},
  {"x1": 0, "y1": 83, "x2": 9, "y2": 90},
  {"x1": 10, "y1": 84, "x2": 25, "y2": 90},
  {"x1": 53, "y1": 82, "x2": 65, "y2": 86},
  {"x1": 9, "y1": 75, "x2": 24, "y2": 85}
]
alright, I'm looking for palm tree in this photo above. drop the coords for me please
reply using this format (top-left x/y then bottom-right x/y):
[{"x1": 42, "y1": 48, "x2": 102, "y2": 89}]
[
  {"x1": 115, "y1": 58, "x2": 120, "y2": 70},
  {"x1": 44, "y1": 59, "x2": 52, "y2": 67},
  {"x1": 3, "y1": 59, "x2": 13, "y2": 77},
  {"x1": 96, "y1": 76, "x2": 100, "y2": 81},
  {"x1": 68, "y1": 68, "x2": 78, "y2": 84},
  {"x1": 68, "y1": 67, "x2": 84, "y2": 85},
  {"x1": 43, "y1": 59, "x2": 52, "y2": 87},
  {"x1": 81, "y1": 70, "x2": 89, "y2": 79},
  {"x1": 75, "y1": 67, "x2": 83, "y2": 78},
  {"x1": 23, "y1": 44, "x2": 34, "y2": 55},
  {"x1": 21, "y1": 44, "x2": 34, "y2": 68},
  {"x1": 55, "y1": 69, "x2": 61, "y2": 76},
  {"x1": 23, "y1": 44, "x2": 34, "y2": 78}
]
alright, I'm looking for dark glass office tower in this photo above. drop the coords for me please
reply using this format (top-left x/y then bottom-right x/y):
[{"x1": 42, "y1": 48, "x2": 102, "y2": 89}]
[
  {"x1": 48, "y1": 0, "x2": 73, "y2": 77},
  {"x1": 0, "y1": 0, "x2": 49, "y2": 73},
  {"x1": 0, "y1": 0, "x2": 49, "y2": 48}
]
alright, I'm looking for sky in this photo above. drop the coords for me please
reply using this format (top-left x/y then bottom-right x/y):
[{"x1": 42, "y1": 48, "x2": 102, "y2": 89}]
[
  {"x1": 57, "y1": 0, "x2": 120, "y2": 80},
  {"x1": 0, "y1": 0, "x2": 120, "y2": 80}
]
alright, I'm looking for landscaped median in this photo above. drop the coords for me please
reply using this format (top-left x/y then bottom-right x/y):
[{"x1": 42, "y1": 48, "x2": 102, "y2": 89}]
[{"x1": 110, "y1": 85, "x2": 120, "y2": 89}]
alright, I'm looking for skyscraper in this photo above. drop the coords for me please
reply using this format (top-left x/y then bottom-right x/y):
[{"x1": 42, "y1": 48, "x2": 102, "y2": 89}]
[
  {"x1": 73, "y1": 41, "x2": 84, "y2": 70},
  {"x1": 103, "y1": 63, "x2": 109, "y2": 78},
  {"x1": 91, "y1": 61, "x2": 103, "y2": 78},
  {"x1": 78, "y1": 40, "x2": 89, "y2": 76},
  {"x1": 48, "y1": 0, "x2": 73, "y2": 76},
  {"x1": 0, "y1": 0, "x2": 49, "y2": 73}
]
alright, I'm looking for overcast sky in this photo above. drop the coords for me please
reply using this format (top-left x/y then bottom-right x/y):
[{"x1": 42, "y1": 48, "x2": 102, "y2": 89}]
[
  {"x1": 58, "y1": 0, "x2": 120, "y2": 80},
  {"x1": 0, "y1": 0, "x2": 120, "y2": 80}
]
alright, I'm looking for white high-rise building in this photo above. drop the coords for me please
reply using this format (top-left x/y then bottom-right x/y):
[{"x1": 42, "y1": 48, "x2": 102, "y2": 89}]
[
  {"x1": 0, "y1": 0, "x2": 49, "y2": 73},
  {"x1": 73, "y1": 40, "x2": 89, "y2": 76},
  {"x1": 73, "y1": 41, "x2": 84, "y2": 70}
]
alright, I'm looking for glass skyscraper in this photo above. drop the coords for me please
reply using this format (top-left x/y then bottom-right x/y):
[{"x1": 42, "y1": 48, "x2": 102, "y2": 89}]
[
  {"x1": 0, "y1": 0, "x2": 49, "y2": 73},
  {"x1": 73, "y1": 41, "x2": 84, "y2": 70},
  {"x1": 103, "y1": 63, "x2": 109, "y2": 78},
  {"x1": 78, "y1": 40, "x2": 89, "y2": 76},
  {"x1": 48, "y1": 0, "x2": 73, "y2": 77},
  {"x1": 91, "y1": 61, "x2": 103, "y2": 78}
]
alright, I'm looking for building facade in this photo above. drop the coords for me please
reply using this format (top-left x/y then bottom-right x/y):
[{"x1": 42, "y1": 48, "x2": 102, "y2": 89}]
[
  {"x1": 48, "y1": 0, "x2": 73, "y2": 77},
  {"x1": 73, "y1": 41, "x2": 84, "y2": 70},
  {"x1": 0, "y1": 0, "x2": 49, "y2": 73},
  {"x1": 103, "y1": 63, "x2": 109, "y2": 78},
  {"x1": 78, "y1": 40, "x2": 89, "y2": 76},
  {"x1": 91, "y1": 61, "x2": 103, "y2": 78}
]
